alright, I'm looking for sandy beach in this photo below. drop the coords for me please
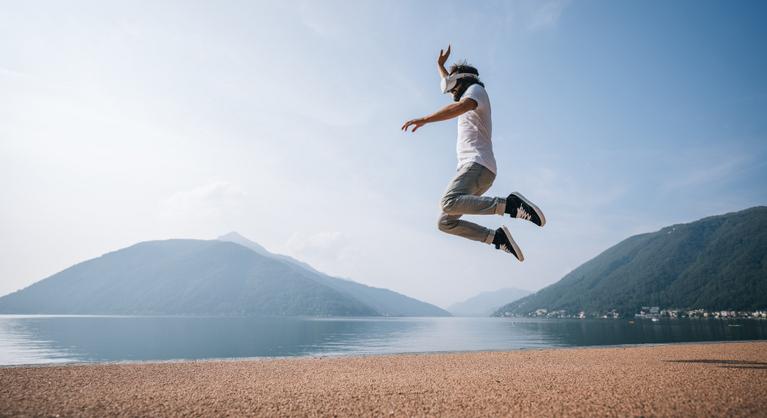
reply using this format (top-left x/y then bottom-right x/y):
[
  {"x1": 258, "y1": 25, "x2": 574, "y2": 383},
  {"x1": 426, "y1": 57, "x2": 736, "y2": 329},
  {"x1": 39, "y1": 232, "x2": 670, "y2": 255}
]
[{"x1": 1, "y1": 341, "x2": 766, "y2": 417}]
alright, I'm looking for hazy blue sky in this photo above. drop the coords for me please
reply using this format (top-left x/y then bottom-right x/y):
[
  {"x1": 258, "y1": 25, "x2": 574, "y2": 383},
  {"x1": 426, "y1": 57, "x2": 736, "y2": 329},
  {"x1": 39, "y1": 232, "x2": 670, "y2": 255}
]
[{"x1": 2, "y1": 0, "x2": 766, "y2": 307}]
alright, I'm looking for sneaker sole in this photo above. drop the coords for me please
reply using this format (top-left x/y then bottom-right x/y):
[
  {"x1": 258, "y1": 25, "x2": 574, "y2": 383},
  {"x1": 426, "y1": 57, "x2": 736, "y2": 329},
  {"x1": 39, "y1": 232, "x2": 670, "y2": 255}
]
[
  {"x1": 502, "y1": 225, "x2": 524, "y2": 262},
  {"x1": 512, "y1": 192, "x2": 546, "y2": 227}
]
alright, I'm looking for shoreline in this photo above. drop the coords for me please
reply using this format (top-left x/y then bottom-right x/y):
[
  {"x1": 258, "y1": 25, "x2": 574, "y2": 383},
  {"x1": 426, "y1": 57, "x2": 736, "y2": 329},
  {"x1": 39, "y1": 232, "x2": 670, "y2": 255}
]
[
  {"x1": 2, "y1": 341, "x2": 766, "y2": 417},
  {"x1": 3, "y1": 338, "x2": 767, "y2": 369}
]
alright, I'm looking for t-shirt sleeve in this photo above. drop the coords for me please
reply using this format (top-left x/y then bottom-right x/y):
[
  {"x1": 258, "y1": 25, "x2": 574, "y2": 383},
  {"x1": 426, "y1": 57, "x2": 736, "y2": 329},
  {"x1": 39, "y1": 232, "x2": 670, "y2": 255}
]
[{"x1": 462, "y1": 84, "x2": 486, "y2": 110}]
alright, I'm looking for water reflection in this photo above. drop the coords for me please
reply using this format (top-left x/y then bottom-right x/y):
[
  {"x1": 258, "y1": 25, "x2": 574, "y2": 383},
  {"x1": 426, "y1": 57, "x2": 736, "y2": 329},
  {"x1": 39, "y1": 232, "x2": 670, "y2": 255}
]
[
  {"x1": 506, "y1": 318, "x2": 767, "y2": 346},
  {"x1": 0, "y1": 315, "x2": 765, "y2": 365},
  {"x1": 0, "y1": 318, "x2": 78, "y2": 365}
]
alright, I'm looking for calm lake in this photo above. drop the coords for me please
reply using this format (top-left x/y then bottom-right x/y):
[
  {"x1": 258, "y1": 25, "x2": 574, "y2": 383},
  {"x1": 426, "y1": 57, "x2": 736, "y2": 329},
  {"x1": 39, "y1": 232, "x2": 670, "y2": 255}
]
[{"x1": 1, "y1": 315, "x2": 765, "y2": 366}]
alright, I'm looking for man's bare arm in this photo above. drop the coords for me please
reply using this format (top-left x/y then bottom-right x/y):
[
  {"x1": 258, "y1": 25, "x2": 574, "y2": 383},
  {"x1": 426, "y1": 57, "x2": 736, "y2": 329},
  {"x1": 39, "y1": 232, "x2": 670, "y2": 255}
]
[{"x1": 401, "y1": 98, "x2": 477, "y2": 133}]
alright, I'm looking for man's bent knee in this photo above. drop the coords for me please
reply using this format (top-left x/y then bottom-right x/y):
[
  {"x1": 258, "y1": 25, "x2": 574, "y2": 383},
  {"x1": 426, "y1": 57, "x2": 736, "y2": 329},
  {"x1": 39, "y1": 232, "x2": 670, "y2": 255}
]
[{"x1": 437, "y1": 214, "x2": 458, "y2": 232}]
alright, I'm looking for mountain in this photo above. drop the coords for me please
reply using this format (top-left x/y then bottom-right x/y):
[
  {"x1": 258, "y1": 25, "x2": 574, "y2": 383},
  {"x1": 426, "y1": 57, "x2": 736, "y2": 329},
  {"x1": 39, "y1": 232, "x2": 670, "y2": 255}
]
[
  {"x1": 218, "y1": 232, "x2": 450, "y2": 317},
  {"x1": 0, "y1": 240, "x2": 379, "y2": 316},
  {"x1": 0, "y1": 235, "x2": 450, "y2": 317},
  {"x1": 447, "y1": 287, "x2": 531, "y2": 316},
  {"x1": 493, "y1": 206, "x2": 767, "y2": 317}
]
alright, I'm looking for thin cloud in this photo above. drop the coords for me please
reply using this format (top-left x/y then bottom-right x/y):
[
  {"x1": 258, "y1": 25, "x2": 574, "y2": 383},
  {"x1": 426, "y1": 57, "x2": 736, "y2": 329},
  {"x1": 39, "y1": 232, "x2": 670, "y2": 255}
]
[
  {"x1": 661, "y1": 154, "x2": 752, "y2": 193},
  {"x1": 0, "y1": 66, "x2": 30, "y2": 79},
  {"x1": 287, "y1": 231, "x2": 346, "y2": 260},
  {"x1": 527, "y1": 0, "x2": 571, "y2": 31},
  {"x1": 160, "y1": 181, "x2": 246, "y2": 220}
]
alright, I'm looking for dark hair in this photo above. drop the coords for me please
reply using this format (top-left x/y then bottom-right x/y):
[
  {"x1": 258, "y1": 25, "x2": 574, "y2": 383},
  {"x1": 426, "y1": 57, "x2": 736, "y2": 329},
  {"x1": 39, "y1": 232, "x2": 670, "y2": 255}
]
[
  {"x1": 448, "y1": 61, "x2": 485, "y2": 101},
  {"x1": 448, "y1": 61, "x2": 479, "y2": 76}
]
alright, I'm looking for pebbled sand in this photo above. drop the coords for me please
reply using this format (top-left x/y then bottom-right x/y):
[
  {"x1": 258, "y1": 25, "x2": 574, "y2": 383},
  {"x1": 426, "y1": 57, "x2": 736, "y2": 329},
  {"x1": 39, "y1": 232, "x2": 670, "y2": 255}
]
[{"x1": 1, "y1": 342, "x2": 766, "y2": 417}]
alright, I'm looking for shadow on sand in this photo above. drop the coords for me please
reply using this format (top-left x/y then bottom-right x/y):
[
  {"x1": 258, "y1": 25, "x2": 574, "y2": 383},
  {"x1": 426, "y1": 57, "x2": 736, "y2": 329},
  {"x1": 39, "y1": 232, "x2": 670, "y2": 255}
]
[{"x1": 666, "y1": 359, "x2": 767, "y2": 370}]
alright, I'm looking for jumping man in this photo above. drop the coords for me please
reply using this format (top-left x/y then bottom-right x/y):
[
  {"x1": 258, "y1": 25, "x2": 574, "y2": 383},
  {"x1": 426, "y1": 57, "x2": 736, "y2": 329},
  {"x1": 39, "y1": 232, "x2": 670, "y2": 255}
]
[{"x1": 401, "y1": 45, "x2": 545, "y2": 261}]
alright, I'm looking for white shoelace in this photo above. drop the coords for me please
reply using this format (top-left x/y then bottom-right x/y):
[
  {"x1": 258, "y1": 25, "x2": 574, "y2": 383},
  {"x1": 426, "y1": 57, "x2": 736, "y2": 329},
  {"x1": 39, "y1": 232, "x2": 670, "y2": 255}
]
[{"x1": 516, "y1": 206, "x2": 532, "y2": 221}]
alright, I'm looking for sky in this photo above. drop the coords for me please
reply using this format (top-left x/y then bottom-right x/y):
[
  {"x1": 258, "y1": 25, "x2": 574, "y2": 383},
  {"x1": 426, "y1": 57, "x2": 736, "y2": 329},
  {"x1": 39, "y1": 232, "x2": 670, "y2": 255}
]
[{"x1": 1, "y1": 0, "x2": 766, "y2": 308}]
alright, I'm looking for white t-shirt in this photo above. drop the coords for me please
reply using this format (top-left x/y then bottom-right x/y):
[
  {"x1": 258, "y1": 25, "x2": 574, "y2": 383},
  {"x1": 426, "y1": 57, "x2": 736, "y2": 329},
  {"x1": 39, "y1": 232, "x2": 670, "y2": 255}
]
[{"x1": 456, "y1": 83, "x2": 495, "y2": 174}]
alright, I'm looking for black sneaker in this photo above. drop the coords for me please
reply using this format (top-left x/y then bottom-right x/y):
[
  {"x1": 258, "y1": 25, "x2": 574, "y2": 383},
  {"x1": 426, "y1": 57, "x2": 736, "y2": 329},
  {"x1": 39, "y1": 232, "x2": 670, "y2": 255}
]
[
  {"x1": 493, "y1": 226, "x2": 524, "y2": 261},
  {"x1": 505, "y1": 192, "x2": 546, "y2": 227}
]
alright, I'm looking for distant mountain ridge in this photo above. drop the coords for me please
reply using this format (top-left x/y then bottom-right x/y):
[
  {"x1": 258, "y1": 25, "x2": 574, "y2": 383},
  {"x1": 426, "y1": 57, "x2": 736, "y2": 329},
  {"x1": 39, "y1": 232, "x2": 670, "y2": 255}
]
[
  {"x1": 448, "y1": 287, "x2": 530, "y2": 317},
  {"x1": 0, "y1": 234, "x2": 449, "y2": 317},
  {"x1": 219, "y1": 232, "x2": 320, "y2": 274},
  {"x1": 218, "y1": 232, "x2": 449, "y2": 317},
  {"x1": 493, "y1": 206, "x2": 767, "y2": 317}
]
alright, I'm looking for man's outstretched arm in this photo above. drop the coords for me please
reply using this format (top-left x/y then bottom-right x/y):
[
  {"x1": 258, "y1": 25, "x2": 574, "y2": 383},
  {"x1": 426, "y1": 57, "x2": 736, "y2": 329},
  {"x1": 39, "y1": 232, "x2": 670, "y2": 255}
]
[{"x1": 401, "y1": 98, "x2": 477, "y2": 133}]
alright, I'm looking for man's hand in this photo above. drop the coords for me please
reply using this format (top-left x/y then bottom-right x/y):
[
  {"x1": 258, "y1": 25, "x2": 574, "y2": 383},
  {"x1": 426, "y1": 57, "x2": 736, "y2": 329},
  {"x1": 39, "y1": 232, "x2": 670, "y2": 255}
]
[
  {"x1": 401, "y1": 118, "x2": 427, "y2": 133},
  {"x1": 401, "y1": 99, "x2": 477, "y2": 134},
  {"x1": 437, "y1": 44, "x2": 451, "y2": 67},
  {"x1": 437, "y1": 44, "x2": 451, "y2": 78}
]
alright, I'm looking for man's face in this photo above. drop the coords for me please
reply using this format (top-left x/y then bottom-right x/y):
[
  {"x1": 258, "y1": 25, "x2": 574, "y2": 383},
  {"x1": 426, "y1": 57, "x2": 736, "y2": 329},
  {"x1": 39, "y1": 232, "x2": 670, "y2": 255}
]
[
  {"x1": 450, "y1": 79, "x2": 464, "y2": 101},
  {"x1": 447, "y1": 74, "x2": 459, "y2": 97}
]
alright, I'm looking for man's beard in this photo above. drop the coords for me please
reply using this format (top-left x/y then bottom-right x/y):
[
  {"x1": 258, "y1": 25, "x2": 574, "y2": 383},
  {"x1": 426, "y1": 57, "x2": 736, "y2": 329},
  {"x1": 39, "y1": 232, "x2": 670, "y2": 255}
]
[
  {"x1": 451, "y1": 81, "x2": 471, "y2": 101},
  {"x1": 451, "y1": 87, "x2": 464, "y2": 102}
]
